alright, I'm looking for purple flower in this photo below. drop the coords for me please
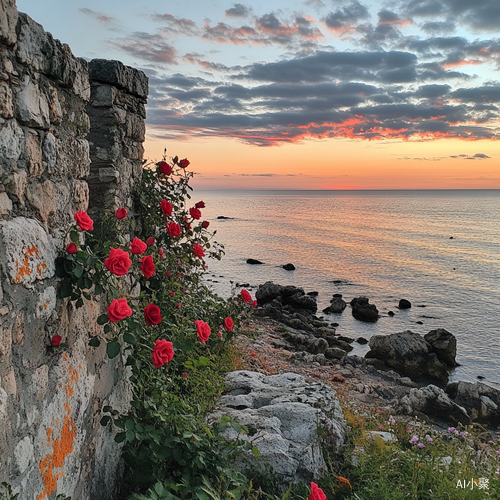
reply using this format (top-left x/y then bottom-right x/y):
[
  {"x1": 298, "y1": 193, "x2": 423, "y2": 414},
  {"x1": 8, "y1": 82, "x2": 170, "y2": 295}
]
[
  {"x1": 448, "y1": 427, "x2": 456, "y2": 433},
  {"x1": 426, "y1": 437, "x2": 433, "y2": 443},
  {"x1": 496, "y1": 450, "x2": 500, "y2": 454},
  {"x1": 459, "y1": 431, "x2": 468, "y2": 437},
  {"x1": 418, "y1": 443, "x2": 424, "y2": 449},
  {"x1": 471, "y1": 460, "x2": 476, "y2": 467},
  {"x1": 409, "y1": 435, "x2": 419, "y2": 444}
]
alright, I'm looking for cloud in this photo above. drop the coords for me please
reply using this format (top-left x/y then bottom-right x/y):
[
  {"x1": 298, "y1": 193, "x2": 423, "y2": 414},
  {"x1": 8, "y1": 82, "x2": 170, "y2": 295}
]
[
  {"x1": 401, "y1": 152, "x2": 492, "y2": 161},
  {"x1": 225, "y1": 4, "x2": 252, "y2": 18},
  {"x1": 109, "y1": 32, "x2": 177, "y2": 64},
  {"x1": 322, "y1": 1, "x2": 370, "y2": 33},
  {"x1": 450, "y1": 153, "x2": 491, "y2": 159},
  {"x1": 79, "y1": 8, "x2": 118, "y2": 28}
]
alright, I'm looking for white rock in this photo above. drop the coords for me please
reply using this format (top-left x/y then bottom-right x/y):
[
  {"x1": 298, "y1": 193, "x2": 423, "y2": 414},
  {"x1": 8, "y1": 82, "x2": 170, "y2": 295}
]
[
  {"x1": 0, "y1": 192, "x2": 13, "y2": 214},
  {"x1": 35, "y1": 286, "x2": 57, "y2": 319},
  {"x1": 0, "y1": 119, "x2": 24, "y2": 163},
  {"x1": 14, "y1": 436, "x2": 34, "y2": 475},
  {"x1": 0, "y1": 81, "x2": 13, "y2": 118},
  {"x1": 366, "y1": 431, "x2": 397, "y2": 442},
  {"x1": 209, "y1": 370, "x2": 346, "y2": 487},
  {"x1": 0, "y1": 217, "x2": 56, "y2": 286},
  {"x1": 16, "y1": 76, "x2": 50, "y2": 128}
]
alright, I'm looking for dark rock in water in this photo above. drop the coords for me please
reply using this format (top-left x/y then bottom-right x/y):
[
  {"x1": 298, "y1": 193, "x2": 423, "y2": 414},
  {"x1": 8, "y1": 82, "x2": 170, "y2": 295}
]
[
  {"x1": 399, "y1": 299, "x2": 412, "y2": 309},
  {"x1": 331, "y1": 322, "x2": 339, "y2": 327},
  {"x1": 396, "y1": 385, "x2": 471, "y2": 426},
  {"x1": 415, "y1": 321, "x2": 423, "y2": 325},
  {"x1": 217, "y1": 216, "x2": 233, "y2": 219},
  {"x1": 327, "y1": 338, "x2": 353, "y2": 352},
  {"x1": 350, "y1": 297, "x2": 379, "y2": 322},
  {"x1": 323, "y1": 294, "x2": 347, "y2": 314},
  {"x1": 446, "y1": 381, "x2": 500, "y2": 426},
  {"x1": 286, "y1": 292, "x2": 317, "y2": 313},
  {"x1": 283, "y1": 263, "x2": 296, "y2": 270},
  {"x1": 424, "y1": 328, "x2": 457, "y2": 367},
  {"x1": 247, "y1": 258, "x2": 263, "y2": 265},
  {"x1": 307, "y1": 291, "x2": 318, "y2": 296},
  {"x1": 388, "y1": 311, "x2": 395, "y2": 317},
  {"x1": 365, "y1": 330, "x2": 449, "y2": 383},
  {"x1": 477, "y1": 375, "x2": 485, "y2": 380},
  {"x1": 256, "y1": 282, "x2": 303, "y2": 304},
  {"x1": 356, "y1": 337, "x2": 369, "y2": 345}
]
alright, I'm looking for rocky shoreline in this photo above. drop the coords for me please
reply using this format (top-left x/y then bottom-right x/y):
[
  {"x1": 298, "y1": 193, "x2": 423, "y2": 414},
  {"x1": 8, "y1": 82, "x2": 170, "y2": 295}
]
[{"x1": 238, "y1": 281, "x2": 500, "y2": 433}]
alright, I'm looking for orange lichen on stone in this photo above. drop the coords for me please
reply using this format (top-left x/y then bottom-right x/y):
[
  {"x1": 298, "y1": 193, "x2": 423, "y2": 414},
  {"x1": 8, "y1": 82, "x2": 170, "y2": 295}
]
[
  {"x1": 37, "y1": 262, "x2": 47, "y2": 276},
  {"x1": 13, "y1": 245, "x2": 39, "y2": 283},
  {"x1": 43, "y1": 300, "x2": 50, "y2": 310},
  {"x1": 37, "y1": 362, "x2": 79, "y2": 499}
]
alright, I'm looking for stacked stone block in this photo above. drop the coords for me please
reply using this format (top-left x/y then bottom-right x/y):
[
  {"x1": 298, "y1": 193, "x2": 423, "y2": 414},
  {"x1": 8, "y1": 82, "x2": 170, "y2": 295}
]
[
  {"x1": 87, "y1": 58, "x2": 148, "y2": 218},
  {"x1": 0, "y1": 1, "x2": 147, "y2": 498}
]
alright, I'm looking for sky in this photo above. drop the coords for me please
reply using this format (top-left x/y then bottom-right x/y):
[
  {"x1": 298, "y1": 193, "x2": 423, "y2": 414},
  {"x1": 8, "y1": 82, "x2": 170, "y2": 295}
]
[{"x1": 16, "y1": 0, "x2": 500, "y2": 190}]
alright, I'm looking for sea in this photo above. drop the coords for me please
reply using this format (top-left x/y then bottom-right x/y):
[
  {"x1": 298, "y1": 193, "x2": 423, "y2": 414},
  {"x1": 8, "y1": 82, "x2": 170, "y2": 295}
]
[{"x1": 196, "y1": 190, "x2": 500, "y2": 387}]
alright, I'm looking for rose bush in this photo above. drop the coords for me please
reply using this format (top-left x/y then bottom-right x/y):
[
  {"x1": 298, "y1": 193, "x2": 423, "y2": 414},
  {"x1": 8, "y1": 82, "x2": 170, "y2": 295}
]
[{"x1": 56, "y1": 153, "x2": 257, "y2": 499}]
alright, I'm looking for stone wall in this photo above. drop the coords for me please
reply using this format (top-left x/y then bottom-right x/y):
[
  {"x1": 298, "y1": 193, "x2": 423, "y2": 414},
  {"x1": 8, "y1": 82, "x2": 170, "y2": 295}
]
[{"x1": 0, "y1": 1, "x2": 148, "y2": 498}]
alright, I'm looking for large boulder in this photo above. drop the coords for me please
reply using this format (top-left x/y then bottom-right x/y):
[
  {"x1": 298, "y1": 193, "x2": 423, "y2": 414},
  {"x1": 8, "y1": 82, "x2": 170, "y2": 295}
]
[
  {"x1": 446, "y1": 381, "x2": 500, "y2": 427},
  {"x1": 365, "y1": 330, "x2": 449, "y2": 382},
  {"x1": 424, "y1": 329, "x2": 457, "y2": 367},
  {"x1": 208, "y1": 371, "x2": 347, "y2": 487},
  {"x1": 396, "y1": 385, "x2": 470, "y2": 425},
  {"x1": 286, "y1": 292, "x2": 317, "y2": 313},
  {"x1": 256, "y1": 281, "x2": 304, "y2": 305},
  {"x1": 350, "y1": 297, "x2": 379, "y2": 322}
]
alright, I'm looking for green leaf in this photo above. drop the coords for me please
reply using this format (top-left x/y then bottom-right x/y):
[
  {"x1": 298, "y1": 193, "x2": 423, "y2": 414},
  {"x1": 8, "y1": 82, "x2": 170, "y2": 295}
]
[
  {"x1": 75, "y1": 298, "x2": 84, "y2": 308},
  {"x1": 252, "y1": 446, "x2": 260, "y2": 459},
  {"x1": 107, "y1": 341, "x2": 120, "y2": 359},
  {"x1": 83, "y1": 277, "x2": 93, "y2": 289},
  {"x1": 123, "y1": 332, "x2": 136, "y2": 345},
  {"x1": 76, "y1": 250, "x2": 86, "y2": 260},
  {"x1": 197, "y1": 356, "x2": 209, "y2": 367},
  {"x1": 97, "y1": 314, "x2": 109, "y2": 325},
  {"x1": 64, "y1": 259, "x2": 73, "y2": 273},
  {"x1": 100, "y1": 416, "x2": 111, "y2": 426},
  {"x1": 125, "y1": 419, "x2": 135, "y2": 431},
  {"x1": 94, "y1": 283, "x2": 103, "y2": 295},
  {"x1": 115, "y1": 432, "x2": 126, "y2": 443},
  {"x1": 89, "y1": 337, "x2": 101, "y2": 347},
  {"x1": 104, "y1": 324, "x2": 111, "y2": 334},
  {"x1": 70, "y1": 230, "x2": 79, "y2": 244},
  {"x1": 126, "y1": 430, "x2": 135, "y2": 442},
  {"x1": 73, "y1": 265, "x2": 84, "y2": 278},
  {"x1": 87, "y1": 256, "x2": 96, "y2": 266},
  {"x1": 103, "y1": 406, "x2": 113, "y2": 413},
  {"x1": 58, "y1": 281, "x2": 73, "y2": 298}
]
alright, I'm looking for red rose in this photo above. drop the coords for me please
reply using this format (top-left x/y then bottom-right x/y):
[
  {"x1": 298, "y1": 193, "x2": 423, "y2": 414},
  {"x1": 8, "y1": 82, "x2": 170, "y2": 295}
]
[
  {"x1": 158, "y1": 249, "x2": 165, "y2": 259},
  {"x1": 107, "y1": 298, "x2": 133, "y2": 323},
  {"x1": 201, "y1": 221, "x2": 209, "y2": 229},
  {"x1": 158, "y1": 161, "x2": 172, "y2": 176},
  {"x1": 194, "y1": 320, "x2": 211, "y2": 343},
  {"x1": 189, "y1": 207, "x2": 201, "y2": 220},
  {"x1": 66, "y1": 242, "x2": 78, "y2": 254},
  {"x1": 309, "y1": 483, "x2": 326, "y2": 500},
  {"x1": 152, "y1": 339, "x2": 173, "y2": 367},
  {"x1": 74, "y1": 211, "x2": 94, "y2": 231},
  {"x1": 144, "y1": 303, "x2": 162, "y2": 326},
  {"x1": 241, "y1": 289, "x2": 252, "y2": 303},
  {"x1": 224, "y1": 317, "x2": 234, "y2": 332},
  {"x1": 195, "y1": 201, "x2": 205, "y2": 208},
  {"x1": 166, "y1": 221, "x2": 181, "y2": 238},
  {"x1": 161, "y1": 199, "x2": 173, "y2": 217},
  {"x1": 178, "y1": 158, "x2": 190, "y2": 168},
  {"x1": 141, "y1": 255, "x2": 155, "y2": 278},
  {"x1": 177, "y1": 303, "x2": 181, "y2": 308},
  {"x1": 147, "y1": 237, "x2": 155, "y2": 246},
  {"x1": 252, "y1": 300, "x2": 257, "y2": 308},
  {"x1": 166, "y1": 270, "x2": 171, "y2": 276},
  {"x1": 193, "y1": 243, "x2": 205, "y2": 259},
  {"x1": 130, "y1": 237, "x2": 147, "y2": 255},
  {"x1": 51, "y1": 335, "x2": 62, "y2": 347},
  {"x1": 115, "y1": 207, "x2": 127, "y2": 220},
  {"x1": 104, "y1": 248, "x2": 132, "y2": 276}
]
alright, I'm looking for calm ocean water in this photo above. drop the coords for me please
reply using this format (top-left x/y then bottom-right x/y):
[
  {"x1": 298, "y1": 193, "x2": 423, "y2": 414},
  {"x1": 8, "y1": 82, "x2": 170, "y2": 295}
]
[{"x1": 196, "y1": 190, "x2": 500, "y2": 386}]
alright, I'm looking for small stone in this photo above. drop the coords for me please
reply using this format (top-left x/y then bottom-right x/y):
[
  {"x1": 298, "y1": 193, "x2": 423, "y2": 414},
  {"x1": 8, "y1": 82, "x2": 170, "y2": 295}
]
[
  {"x1": 399, "y1": 299, "x2": 412, "y2": 309},
  {"x1": 282, "y1": 263, "x2": 295, "y2": 270},
  {"x1": 247, "y1": 258, "x2": 263, "y2": 265}
]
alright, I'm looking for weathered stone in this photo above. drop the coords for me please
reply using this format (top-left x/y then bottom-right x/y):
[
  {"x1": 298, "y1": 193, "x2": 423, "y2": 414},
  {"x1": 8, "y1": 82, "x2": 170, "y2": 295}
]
[
  {"x1": 366, "y1": 330, "x2": 449, "y2": 382},
  {"x1": 0, "y1": 81, "x2": 13, "y2": 118},
  {"x1": 0, "y1": 0, "x2": 17, "y2": 45},
  {"x1": 0, "y1": 192, "x2": 13, "y2": 214},
  {"x1": 0, "y1": 325, "x2": 12, "y2": 356},
  {"x1": 73, "y1": 180, "x2": 89, "y2": 211},
  {"x1": 13, "y1": 436, "x2": 34, "y2": 475},
  {"x1": 16, "y1": 13, "x2": 46, "y2": 70},
  {"x1": 2, "y1": 368, "x2": 16, "y2": 397},
  {"x1": 446, "y1": 381, "x2": 500, "y2": 426},
  {"x1": 5, "y1": 170, "x2": 27, "y2": 204},
  {"x1": 26, "y1": 180, "x2": 56, "y2": 221},
  {"x1": 35, "y1": 286, "x2": 57, "y2": 319},
  {"x1": 209, "y1": 371, "x2": 346, "y2": 487},
  {"x1": 0, "y1": 119, "x2": 25, "y2": 172},
  {"x1": 0, "y1": 217, "x2": 56, "y2": 285},
  {"x1": 283, "y1": 263, "x2": 295, "y2": 270},
  {"x1": 396, "y1": 384, "x2": 470, "y2": 425},
  {"x1": 323, "y1": 294, "x2": 347, "y2": 314},
  {"x1": 90, "y1": 84, "x2": 116, "y2": 107},
  {"x1": 325, "y1": 347, "x2": 348, "y2": 359},
  {"x1": 25, "y1": 130, "x2": 44, "y2": 176},
  {"x1": 16, "y1": 76, "x2": 50, "y2": 128},
  {"x1": 89, "y1": 59, "x2": 149, "y2": 98},
  {"x1": 47, "y1": 86, "x2": 63, "y2": 124},
  {"x1": 424, "y1": 328, "x2": 457, "y2": 367},
  {"x1": 42, "y1": 131, "x2": 57, "y2": 171},
  {"x1": 287, "y1": 292, "x2": 317, "y2": 312}
]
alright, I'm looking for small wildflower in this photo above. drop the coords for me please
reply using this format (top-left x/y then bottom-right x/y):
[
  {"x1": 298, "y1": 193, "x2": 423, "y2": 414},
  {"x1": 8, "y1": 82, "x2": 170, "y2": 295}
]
[
  {"x1": 459, "y1": 431, "x2": 468, "y2": 437},
  {"x1": 471, "y1": 460, "x2": 476, "y2": 467},
  {"x1": 417, "y1": 462, "x2": 423, "y2": 467},
  {"x1": 169, "y1": 292, "x2": 175, "y2": 296},
  {"x1": 410, "y1": 435, "x2": 419, "y2": 444},
  {"x1": 496, "y1": 450, "x2": 500, "y2": 454},
  {"x1": 426, "y1": 437, "x2": 434, "y2": 443},
  {"x1": 389, "y1": 416, "x2": 396, "y2": 424},
  {"x1": 418, "y1": 443, "x2": 424, "y2": 449},
  {"x1": 448, "y1": 427, "x2": 456, "y2": 433}
]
